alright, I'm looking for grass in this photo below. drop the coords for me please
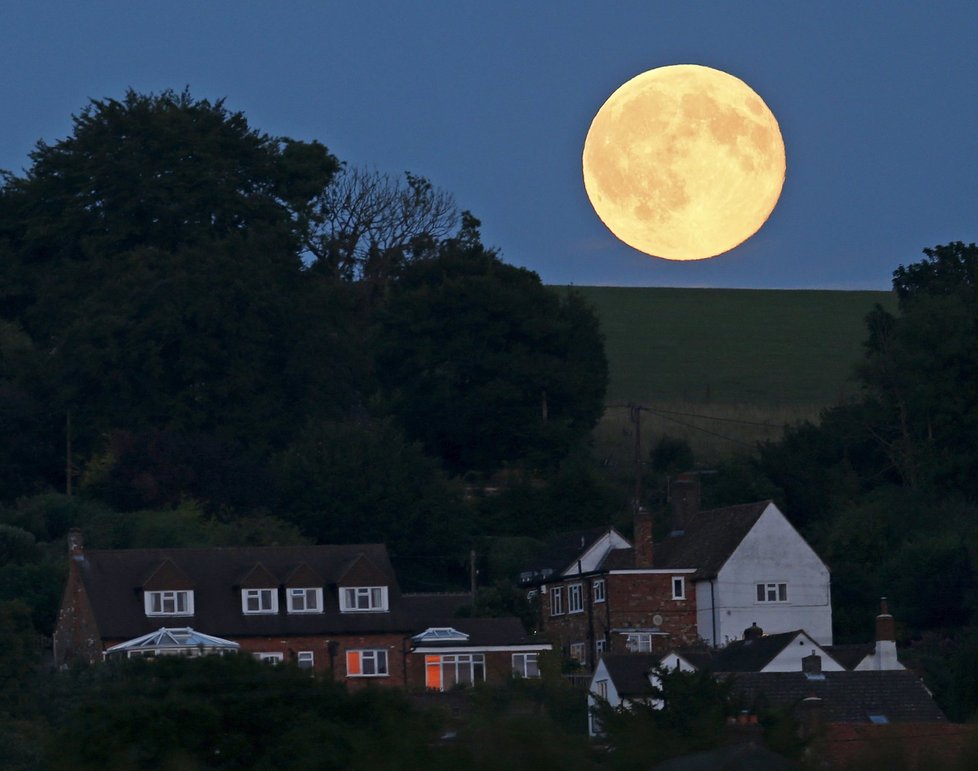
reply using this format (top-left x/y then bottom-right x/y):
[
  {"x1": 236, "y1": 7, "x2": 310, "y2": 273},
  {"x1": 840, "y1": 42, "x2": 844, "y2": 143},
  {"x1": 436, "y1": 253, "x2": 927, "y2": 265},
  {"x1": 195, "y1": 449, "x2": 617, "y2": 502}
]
[{"x1": 553, "y1": 286, "x2": 896, "y2": 462}]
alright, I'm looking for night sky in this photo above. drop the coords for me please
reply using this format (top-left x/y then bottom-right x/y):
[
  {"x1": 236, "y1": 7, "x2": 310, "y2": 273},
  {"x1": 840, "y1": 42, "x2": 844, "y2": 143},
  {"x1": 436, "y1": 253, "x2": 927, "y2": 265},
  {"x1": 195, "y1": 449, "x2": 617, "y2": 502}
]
[{"x1": 2, "y1": 2, "x2": 976, "y2": 289}]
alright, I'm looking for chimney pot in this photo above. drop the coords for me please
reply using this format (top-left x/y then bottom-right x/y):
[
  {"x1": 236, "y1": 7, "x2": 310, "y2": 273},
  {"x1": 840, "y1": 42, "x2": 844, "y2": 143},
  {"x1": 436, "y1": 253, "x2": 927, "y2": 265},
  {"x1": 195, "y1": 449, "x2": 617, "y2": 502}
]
[{"x1": 875, "y1": 596, "x2": 895, "y2": 642}]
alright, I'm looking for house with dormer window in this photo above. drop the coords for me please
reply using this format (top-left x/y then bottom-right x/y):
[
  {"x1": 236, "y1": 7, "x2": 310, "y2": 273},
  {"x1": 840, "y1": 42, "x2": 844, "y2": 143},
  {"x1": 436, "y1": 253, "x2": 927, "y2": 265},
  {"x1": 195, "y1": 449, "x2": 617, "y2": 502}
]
[{"x1": 53, "y1": 530, "x2": 548, "y2": 691}]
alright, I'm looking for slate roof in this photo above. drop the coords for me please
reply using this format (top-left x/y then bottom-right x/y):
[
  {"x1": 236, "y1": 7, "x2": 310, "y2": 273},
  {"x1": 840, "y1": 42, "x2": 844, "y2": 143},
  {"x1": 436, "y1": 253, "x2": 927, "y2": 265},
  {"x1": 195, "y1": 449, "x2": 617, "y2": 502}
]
[
  {"x1": 824, "y1": 643, "x2": 874, "y2": 670},
  {"x1": 709, "y1": 631, "x2": 842, "y2": 673},
  {"x1": 410, "y1": 617, "x2": 545, "y2": 648},
  {"x1": 729, "y1": 670, "x2": 947, "y2": 724},
  {"x1": 652, "y1": 501, "x2": 772, "y2": 579},
  {"x1": 597, "y1": 653, "x2": 662, "y2": 697},
  {"x1": 77, "y1": 543, "x2": 412, "y2": 640},
  {"x1": 521, "y1": 526, "x2": 615, "y2": 578}
]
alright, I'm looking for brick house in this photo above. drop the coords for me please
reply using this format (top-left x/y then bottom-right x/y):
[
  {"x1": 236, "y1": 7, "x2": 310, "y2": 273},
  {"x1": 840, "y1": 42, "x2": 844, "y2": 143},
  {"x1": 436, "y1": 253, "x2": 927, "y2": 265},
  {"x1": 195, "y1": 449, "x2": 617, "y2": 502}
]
[
  {"x1": 53, "y1": 530, "x2": 548, "y2": 690},
  {"x1": 521, "y1": 475, "x2": 831, "y2": 670}
]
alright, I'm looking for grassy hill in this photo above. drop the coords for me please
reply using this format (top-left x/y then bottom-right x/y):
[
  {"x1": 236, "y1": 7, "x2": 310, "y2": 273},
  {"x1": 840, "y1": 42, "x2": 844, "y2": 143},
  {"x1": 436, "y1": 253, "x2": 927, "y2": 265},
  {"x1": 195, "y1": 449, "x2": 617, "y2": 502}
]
[{"x1": 554, "y1": 286, "x2": 896, "y2": 463}]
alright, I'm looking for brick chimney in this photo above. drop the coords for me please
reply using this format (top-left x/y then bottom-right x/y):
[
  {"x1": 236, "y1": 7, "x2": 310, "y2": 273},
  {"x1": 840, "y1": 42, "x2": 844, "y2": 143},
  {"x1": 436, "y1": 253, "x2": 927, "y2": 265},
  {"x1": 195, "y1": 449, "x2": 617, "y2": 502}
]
[
  {"x1": 634, "y1": 509, "x2": 654, "y2": 568},
  {"x1": 669, "y1": 472, "x2": 701, "y2": 535},
  {"x1": 873, "y1": 597, "x2": 900, "y2": 670},
  {"x1": 802, "y1": 650, "x2": 824, "y2": 679}
]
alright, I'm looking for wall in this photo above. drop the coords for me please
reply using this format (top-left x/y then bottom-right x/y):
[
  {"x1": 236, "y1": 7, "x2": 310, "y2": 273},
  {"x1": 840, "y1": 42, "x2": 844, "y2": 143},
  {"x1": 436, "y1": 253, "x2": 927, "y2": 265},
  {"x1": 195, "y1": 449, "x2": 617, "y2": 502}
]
[{"x1": 715, "y1": 506, "x2": 832, "y2": 645}]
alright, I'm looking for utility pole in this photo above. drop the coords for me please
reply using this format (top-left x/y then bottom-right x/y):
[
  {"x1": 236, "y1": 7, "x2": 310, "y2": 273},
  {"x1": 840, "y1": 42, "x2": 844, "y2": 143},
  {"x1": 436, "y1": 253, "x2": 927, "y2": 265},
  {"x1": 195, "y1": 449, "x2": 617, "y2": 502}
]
[
  {"x1": 65, "y1": 411, "x2": 72, "y2": 497},
  {"x1": 470, "y1": 549, "x2": 478, "y2": 604},
  {"x1": 630, "y1": 403, "x2": 643, "y2": 509}
]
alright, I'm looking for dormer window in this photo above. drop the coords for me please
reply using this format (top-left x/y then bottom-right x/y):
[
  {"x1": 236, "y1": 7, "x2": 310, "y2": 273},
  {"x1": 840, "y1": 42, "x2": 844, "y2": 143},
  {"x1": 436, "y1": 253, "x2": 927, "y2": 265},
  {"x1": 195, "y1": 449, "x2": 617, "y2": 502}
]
[
  {"x1": 145, "y1": 590, "x2": 193, "y2": 617},
  {"x1": 287, "y1": 587, "x2": 323, "y2": 613},
  {"x1": 242, "y1": 588, "x2": 278, "y2": 614},
  {"x1": 340, "y1": 586, "x2": 388, "y2": 612}
]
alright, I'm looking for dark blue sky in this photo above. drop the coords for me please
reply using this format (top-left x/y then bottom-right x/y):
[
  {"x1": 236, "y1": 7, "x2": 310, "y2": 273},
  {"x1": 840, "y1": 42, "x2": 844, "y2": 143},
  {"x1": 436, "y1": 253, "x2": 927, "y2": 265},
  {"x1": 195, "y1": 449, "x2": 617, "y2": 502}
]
[{"x1": 2, "y1": 2, "x2": 976, "y2": 289}]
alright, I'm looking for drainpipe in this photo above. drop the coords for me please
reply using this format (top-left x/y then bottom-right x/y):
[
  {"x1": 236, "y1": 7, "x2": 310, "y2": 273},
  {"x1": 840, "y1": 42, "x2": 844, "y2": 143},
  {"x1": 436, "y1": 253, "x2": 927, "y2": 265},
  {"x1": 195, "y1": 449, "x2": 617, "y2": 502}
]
[{"x1": 710, "y1": 580, "x2": 718, "y2": 647}]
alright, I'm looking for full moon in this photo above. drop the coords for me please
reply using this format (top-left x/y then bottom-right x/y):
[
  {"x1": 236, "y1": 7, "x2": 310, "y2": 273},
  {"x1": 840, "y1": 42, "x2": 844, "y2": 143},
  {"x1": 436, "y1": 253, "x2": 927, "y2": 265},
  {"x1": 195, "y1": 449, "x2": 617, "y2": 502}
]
[{"x1": 582, "y1": 64, "x2": 785, "y2": 261}]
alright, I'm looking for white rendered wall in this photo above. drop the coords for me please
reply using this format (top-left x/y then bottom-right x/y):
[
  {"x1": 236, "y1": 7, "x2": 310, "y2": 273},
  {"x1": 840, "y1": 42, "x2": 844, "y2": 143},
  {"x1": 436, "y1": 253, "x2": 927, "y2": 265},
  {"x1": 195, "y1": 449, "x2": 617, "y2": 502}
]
[
  {"x1": 714, "y1": 504, "x2": 832, "y2": 646},
  {"x1": 759, "y1": 632, "x2": 844, "y2": 672}
]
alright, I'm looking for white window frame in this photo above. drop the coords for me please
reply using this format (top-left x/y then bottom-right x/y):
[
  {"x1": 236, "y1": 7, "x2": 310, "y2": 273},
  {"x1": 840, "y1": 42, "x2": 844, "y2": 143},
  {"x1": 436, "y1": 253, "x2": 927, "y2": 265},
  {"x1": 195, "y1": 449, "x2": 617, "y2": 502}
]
[
  {"x1": 596, "y1": 638, "x2": 607, "y2": 655},
  {"x1": 297, "y1": 651, "x2": 315, "y2": 670},
  {"x1": 625, "y1": 633, "x2": 653, "y2": 653},
  {"x1": 347, "y1": 648, "x2": 389, "y2": 677},
  {"x1": 242, "y1": 587, "x2": 278, "y2": 615},
  {"x1": 512, "y1": 652, "x2": 540, "y2": 678},
  {"x1": 593, "y1": 578, "x2": 606, "y2": 603},
  {"x1": 254, "y1": 652, "x2": 284, "y2": 664},
  {"x1": 550, "y1": 586, "x2": 564, "y2": 616},
  {"x1": 286, "y1": 587, "x2": 323, "y2": 614},
  {"x1": 426, "y1": 653, "x2": 485, "y2": 690},
  {"x1": 756, "y1": 582, "x2": 788, "y2": 603},
  {"x1": 340, "y1": 586, "x2": 389, "y2": 612},
  {"x1": 594, "y1": 679, "x2": 608, "y2": 701},
  {"x1": 568, "y1": 583, "x2": 584, "y2": 614},
  {"x1": 672, "y1": 576, "x2": 685, "y2": 600},
  {"x1": 569, "y1": 642, "x2": 586, "y2": 662},
  {"x1": 144, "y1": 590, "x2": 194, "y2": 617}
]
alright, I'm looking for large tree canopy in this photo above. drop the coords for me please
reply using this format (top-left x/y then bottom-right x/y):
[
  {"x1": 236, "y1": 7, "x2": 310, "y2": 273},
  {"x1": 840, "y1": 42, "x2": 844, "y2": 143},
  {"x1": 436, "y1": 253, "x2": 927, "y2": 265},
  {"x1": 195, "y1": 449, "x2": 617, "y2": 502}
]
[
  {"x1": 858, "y1": 241, "x2": 978, "y2": 494},
  {"x1": 372, "y1": 218, "x2": 608, "y2": 474},
  {"x1": 0, "y1": 90, "x2": 356, "y2": 461}
]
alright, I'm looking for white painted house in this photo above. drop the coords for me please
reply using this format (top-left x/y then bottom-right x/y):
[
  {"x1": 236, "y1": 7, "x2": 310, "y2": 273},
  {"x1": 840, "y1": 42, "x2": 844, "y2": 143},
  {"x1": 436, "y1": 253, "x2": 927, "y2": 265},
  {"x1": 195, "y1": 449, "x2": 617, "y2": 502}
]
[{"x1": 653, "y1": 490, "x2": 833, "y2": 646}]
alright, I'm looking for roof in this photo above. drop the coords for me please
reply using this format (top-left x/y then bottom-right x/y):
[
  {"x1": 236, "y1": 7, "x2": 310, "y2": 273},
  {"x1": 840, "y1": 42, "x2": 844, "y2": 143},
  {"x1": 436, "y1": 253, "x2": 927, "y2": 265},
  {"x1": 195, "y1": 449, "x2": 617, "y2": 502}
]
[
  {"x1": 105, "y1": 627, "x2": 240, "y2": 655},
  {"x1": 653, "y1": 501, "x2": 772, "y2": 579},
  {"x1": 410, "y1": 617, "x2": 545, "y2": 649},
  {"x1": 521, "y1": 526, "x2": 614, "y2": 579},
  {"x1": 597, "y1": 653, "x2": 662, "y2": 697},
  {"x1": 729, "y1": 670, "x2": 947, "y2": 724},
  {"x1": 652, "y1": 742, "x2": 800, "y2": 771},
  {"x1": 709, "y1": 631, "x2": 839, "y2": 673},
  {"x1": 77, "y1": 543, "x2": 408, "y2": 639},
  {"x1": 824, "y1": 643, "x2": 874, "y2": 670}
]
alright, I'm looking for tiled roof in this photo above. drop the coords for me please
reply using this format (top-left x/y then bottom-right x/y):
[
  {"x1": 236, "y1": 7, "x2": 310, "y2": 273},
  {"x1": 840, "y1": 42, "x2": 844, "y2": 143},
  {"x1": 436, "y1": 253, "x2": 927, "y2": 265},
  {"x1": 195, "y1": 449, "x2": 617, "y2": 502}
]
[
  {"x1": 824, "y1": 643, "x2": 874, "y2": 670},
  {"x1": 708, "y1": 631, "x2": 838, "y2": 673},
  {"x1": 78, "y1": 543, "x2": 408, "y2": 640},
  {"x1": 651, "y1": 501, "x2": 772, "y2": 578},
  {"x1": 598, "y1": 653, "x2": 663, "y2": 697},
  {"x1": 522, "y1": 526, "x2": 615, "y2": 577},
  {"x1": 729, "y1": 670, "x2": 947, "y2": 723}
]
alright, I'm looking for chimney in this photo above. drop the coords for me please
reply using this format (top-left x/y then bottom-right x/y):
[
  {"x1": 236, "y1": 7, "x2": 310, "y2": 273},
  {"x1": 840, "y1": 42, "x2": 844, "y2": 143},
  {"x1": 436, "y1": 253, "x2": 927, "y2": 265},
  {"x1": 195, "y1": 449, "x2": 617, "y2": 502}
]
[
  {"x1": 633, "y1": 509, "x2": 653, "y2": 568},
  {"x1": 669, "y1": 472, "x2": 700, "y2": 535},
  {"x1": 873, "y1": 597, "x2": 900, "y2": 670},
  {"x1": 68, "y1": 528, "x2": 84, "y2": 558},
  {"x1": 802, "y1": 650, "x2": 824, "y2": 679},
  {"x1": 743, "y1": 622, "x2": 764, "y2": 641}
]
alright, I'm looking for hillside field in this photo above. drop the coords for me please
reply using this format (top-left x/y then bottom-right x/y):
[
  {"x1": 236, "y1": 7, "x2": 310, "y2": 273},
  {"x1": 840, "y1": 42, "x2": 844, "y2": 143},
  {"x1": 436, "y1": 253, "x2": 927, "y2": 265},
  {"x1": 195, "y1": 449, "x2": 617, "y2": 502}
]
[{"x1": 555, "y1": 286, "x2": 896, "y2": 463}]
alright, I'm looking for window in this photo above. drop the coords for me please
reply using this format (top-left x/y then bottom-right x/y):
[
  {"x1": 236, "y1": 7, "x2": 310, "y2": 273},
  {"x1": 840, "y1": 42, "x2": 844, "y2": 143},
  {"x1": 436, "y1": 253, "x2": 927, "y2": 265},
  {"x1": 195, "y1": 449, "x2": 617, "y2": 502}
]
[
  {"x1": 568, "y1": 583, "x2": 584, "y2": 614},
  {"x1": 595, "y1": 639, "x2": 607, "y2": 655},
  {"x1": 672, "y1": 576, "x2": 685, "y2": 600},
  {"x1": 346, "y1": 649, "x2": 388, "y2": 677},
  {"x1": 340, "y1": 586, "x2": 388, "y2": 612},
  {"x1": 569, "y1": 642, "x2": 586, "y2": 662},
  {"x1": 297, "y1": 651, "x2": 314, "y2": 670},
  {"x1": 424, "y1": 654, "x2": 485, "y2": 691},
  {"x1": 287, "y1": 587, "x2": 322, "y2": 613},
  {"x1": 594, "y1": 679, "x2": 608, "y2": 700},
  {"x1": 593, "y1": 578, "x2": 606, "y2": 603},
  {"x1": 550, "y1": 586, "x2": 564, "y2": 616},
  {"x1": 145, "y1": 590, "x2": 193, "y2": 617},
  {"x1": 756, "y1": 582, "x2": 788, "y2": 603},
  {"x1": 512, "y1": 653, "x2": 540, "y2": 678},
  {"x1": 254, "y1": 652, "x2": 284, "y2": 664},
  {"x1": 625, "y1": 633, "x2": 652, "y2": 653},
  {"x1": 242, "y1": 588, "x2": 278, "y2": 614}
]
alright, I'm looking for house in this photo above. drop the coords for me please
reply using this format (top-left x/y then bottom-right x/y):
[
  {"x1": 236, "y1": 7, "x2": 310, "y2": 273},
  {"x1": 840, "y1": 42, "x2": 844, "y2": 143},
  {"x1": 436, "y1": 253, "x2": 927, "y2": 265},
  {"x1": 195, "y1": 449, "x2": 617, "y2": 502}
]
[
  {"x1": 521, "y1": 474, "x2": 832, "y2": 668},
  {"x1": 587, "y1": 603, "x2": 932, "y2": 738},
  {"x1": 53, "y1": 529, "x2": 548, "y2": 690}
]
